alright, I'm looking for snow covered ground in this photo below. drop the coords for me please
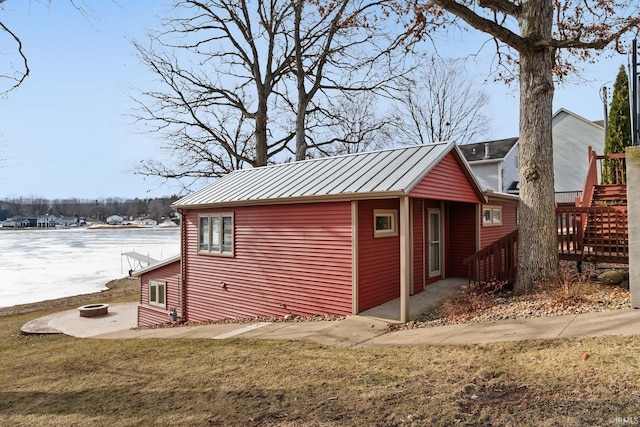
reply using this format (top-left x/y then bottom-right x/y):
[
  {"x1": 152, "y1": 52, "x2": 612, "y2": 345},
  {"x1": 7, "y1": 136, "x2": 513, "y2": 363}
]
[{"x1": 0, "y1": 228, "x2": 179, "y2": 307}]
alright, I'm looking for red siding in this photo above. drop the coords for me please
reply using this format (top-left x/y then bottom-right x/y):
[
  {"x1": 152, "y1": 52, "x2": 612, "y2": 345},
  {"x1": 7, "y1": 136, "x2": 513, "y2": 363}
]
[
  {"x1": 182, "y1": 202, "x2": 353, "y2": 322},
  {"x1": 480, "y1": 197, "x2": 519, "y2": 249},
  {"x1": 446, "y1": 202, "x2": 477, "y2": 277},
  {"x1": 357, "y1": 199, "x2": 401, "y2": 312},
  {"x1": 408, "y1": 152, "x2": 481, "y2": 203},
  {"x1": 138, "y1": 259, "x2": 181, "y2": 327},
  {"x1": 412, "y1": 199, "x2": 424, "y2": 294}
]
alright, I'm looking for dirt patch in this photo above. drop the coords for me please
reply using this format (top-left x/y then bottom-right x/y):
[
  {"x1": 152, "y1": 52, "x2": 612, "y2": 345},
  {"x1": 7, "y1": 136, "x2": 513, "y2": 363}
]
[{"x1": 0, "y1": 277, "x2": 140, "y2": 317}]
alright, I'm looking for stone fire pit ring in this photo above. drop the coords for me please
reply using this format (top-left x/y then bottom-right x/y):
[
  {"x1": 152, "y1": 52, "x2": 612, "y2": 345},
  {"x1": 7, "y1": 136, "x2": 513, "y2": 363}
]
[{"x1": 78, "y1": 303, "x2": 110, "y2": 317}]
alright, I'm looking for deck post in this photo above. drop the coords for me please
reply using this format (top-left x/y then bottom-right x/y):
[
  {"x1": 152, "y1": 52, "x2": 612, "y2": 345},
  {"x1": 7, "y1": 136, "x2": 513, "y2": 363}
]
[
  {"x1": 400, "y1": 196, "x2": 411, "y2": 323},
  {"x1": 628, "y1": 146, "x2": 640, "y2": 308}
]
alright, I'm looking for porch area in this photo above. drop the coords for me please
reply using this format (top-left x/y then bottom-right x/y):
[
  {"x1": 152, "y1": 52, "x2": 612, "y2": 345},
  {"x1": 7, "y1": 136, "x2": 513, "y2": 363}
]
[{"x1": 360, "y1": 278, "x2": 466, "y2": 322}]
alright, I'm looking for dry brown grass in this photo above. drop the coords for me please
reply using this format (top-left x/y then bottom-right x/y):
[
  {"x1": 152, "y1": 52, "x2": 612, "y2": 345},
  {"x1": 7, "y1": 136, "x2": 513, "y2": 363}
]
[{"x1": 1, "y1": 279, "x2": 639, "y2": 425}]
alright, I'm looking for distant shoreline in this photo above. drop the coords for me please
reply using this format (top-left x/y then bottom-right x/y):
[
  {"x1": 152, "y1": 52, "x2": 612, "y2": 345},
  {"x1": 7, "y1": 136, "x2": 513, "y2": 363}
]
[
  {"x1": 0, "y1": 276, "x2": 140, "y2": 317},
  {"x1": 0, "y1": 225, "x2": 179, "y2": 231}
]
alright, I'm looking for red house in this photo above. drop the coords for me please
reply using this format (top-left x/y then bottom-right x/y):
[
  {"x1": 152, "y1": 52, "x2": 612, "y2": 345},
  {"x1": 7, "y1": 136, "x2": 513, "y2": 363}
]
[{"x1": 136, "y1": 142, "x2": 518, "y2": 326}]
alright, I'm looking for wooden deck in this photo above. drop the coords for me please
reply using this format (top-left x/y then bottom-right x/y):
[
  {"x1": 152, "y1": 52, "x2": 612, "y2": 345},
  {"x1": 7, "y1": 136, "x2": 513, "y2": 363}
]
[
  {"x1": 556, "y1": 206, "x2": 628, "y2": 264},
  {"x1": 562, "y1": 148, "x2": 629, "y2": 264},
  {"x1": 463, "y1": 148, "x2": 628, "y2": 288}
]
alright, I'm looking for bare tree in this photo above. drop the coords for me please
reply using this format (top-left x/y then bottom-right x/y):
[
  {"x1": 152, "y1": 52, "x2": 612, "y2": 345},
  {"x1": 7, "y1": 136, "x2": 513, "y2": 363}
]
[
  {"x1": 290, "y1": 0, "x2": 403, "y2": 160},
  {"x1": 390, "y1": 56, "x2": 491, "y2": 145},
  {"x1": 0, "y1": 1, "x2": 92, "y2": 95},
  {"x1": 306, "y1": 91, "x2": 395, "y2": 157},
  {"x1": 133, "y1": 0, "x2": 297, "y2": 184},
  {"x1": 133, "y1": 0, "x2": 409, "y2": 187},
  {"x1": 0, "y1": 19, "x2": 28, "y2": 95},
  {"x1": 406, "y1": 0, "x2": 640, "y2": 293}
]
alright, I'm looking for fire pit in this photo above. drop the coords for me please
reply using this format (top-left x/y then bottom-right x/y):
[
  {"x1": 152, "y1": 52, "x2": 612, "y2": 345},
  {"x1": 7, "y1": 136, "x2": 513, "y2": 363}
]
[{"x1": 78, "y1": 303, "x2": 110, "y2": 317}]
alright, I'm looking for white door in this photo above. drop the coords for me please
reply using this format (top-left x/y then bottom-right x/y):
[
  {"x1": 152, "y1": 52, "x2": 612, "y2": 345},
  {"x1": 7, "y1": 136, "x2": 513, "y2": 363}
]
[{"x1": 428, "y1": 208, "x2": 441, "y2": 277}]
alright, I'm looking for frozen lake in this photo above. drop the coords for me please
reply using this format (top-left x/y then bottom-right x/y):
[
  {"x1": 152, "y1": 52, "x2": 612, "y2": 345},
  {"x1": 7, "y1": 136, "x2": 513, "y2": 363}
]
[{"x1": 0, "y1": 227, "x2": 180, "y2": 307}]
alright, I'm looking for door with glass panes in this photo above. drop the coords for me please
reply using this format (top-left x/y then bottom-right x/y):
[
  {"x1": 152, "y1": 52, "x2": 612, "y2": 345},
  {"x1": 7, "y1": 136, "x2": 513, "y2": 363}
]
[{"x1": 427, "y1": 208, "x2": 442, "y2": 277}]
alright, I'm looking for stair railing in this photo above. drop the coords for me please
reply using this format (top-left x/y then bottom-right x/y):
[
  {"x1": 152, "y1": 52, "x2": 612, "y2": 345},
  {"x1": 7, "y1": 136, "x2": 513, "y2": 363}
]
[
  {"x1": 463, "y1": 230, "x2": 518, "y2": 291},
  {"x1": 577, "y1": 146, "x2": 598, "y2": 208}
]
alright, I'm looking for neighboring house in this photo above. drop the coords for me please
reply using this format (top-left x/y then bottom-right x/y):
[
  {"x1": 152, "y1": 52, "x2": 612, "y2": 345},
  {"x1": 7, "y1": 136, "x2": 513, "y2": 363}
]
[
  {"x1": 457, "y1": 137, "x2": 519, "y2": 194},
  {"x1": 2, "y1": 216, "x2": 36, "y2": 228},
  {"x1": 106, "y1": 215, "x2": 124, "y2": 225},
  {"x1": 55, "y1": 216, "x2": 78, "y2": 228},
  {"x1": 460, "y1": 108, "x2": 605, "y2": 204},
  {"x1": 136, "y1": 142, "x2": 519, "y2": 326},
  {"x1": 37, "y1": 215, "x2": 56, "y2": 228},
  {"x1": 1, "y1": 218, "x2": 31, "y2": 228},
  {"x1": 553, "y1": 108, "x2": 605, "y2": 204}
]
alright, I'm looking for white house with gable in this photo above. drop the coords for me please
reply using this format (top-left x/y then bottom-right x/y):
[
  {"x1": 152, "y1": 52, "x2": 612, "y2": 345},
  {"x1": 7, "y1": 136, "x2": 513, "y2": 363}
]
[{"x1": 460, "y1": 108, "x2": 605, "y2": 204}]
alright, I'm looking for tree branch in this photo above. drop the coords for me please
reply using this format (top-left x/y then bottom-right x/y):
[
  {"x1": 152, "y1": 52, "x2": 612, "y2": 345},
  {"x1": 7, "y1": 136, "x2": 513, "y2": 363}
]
[
  {"x1": 430, "y1": 0, "x2": 527, "y2": 51},
  {"x1": 477, "y1": 0, "x2": 520, "y2": 16},
  {"x1": 0, "y1": 21, "x2": 29, "y2": 94}
]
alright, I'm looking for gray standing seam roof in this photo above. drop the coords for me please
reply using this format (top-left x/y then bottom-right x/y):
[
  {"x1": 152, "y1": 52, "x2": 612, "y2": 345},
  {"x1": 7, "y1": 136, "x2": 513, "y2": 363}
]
[{"x1": 174, "y1": 142, "x2": 460, "y2": 207}]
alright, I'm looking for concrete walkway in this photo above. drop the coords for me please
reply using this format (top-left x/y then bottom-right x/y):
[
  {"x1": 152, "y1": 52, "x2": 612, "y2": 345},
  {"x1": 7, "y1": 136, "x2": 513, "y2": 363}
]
[{"x1": 20, "y1": 282, "x2": 640, "y2": 347}]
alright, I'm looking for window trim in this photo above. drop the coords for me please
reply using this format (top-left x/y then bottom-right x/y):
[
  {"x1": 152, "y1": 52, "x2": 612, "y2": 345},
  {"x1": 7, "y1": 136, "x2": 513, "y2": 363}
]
[
  {"x1": 198, "y1": 213, "x2": 234, "y2": 256},
  {"x1": 373, "y1": 209, "x2": 398, "y2": 238},
  {"x1": 482, "y1": 205, "x2": 503, "y2": 226},
  {"x1": 149, "y1": 279, "x2": 166, "y2": 308}
]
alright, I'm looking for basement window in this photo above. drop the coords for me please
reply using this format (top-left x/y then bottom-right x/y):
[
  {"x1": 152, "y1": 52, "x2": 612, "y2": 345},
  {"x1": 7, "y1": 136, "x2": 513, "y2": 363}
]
[
  {"x1": 149, "y1": 280, "x2": 166, "y2": 308},
  {"x1": 199, "y1": 213, "x2": 234, "y2": 255},
  {"x1": 374, "y1": 210, "x2": 397, "y2": 237},
  {"x1": 483, "y1": 206, "x2": 503, "y2": 226}
]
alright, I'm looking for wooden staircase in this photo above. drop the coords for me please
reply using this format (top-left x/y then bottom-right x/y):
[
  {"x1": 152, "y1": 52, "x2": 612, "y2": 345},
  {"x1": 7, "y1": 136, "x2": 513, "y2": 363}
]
[
  {"x1": 557, "y1": 148, "x2": 629, "y2": 264},
  {"x1": 591, "y1": 184, "x2": 627, "y2": 205}
]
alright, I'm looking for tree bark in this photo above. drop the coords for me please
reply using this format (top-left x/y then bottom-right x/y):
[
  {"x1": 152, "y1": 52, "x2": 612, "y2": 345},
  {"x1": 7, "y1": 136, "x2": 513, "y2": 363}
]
[
  {"x1": 515, "y1": 0, "x2": 558, "y2": 293},
  {"x1": 294, "y1": 0, "x2": 308, "y2": 161},
  {"x1": 255, "y1": 96, "x2": 269, "y2": 167}
]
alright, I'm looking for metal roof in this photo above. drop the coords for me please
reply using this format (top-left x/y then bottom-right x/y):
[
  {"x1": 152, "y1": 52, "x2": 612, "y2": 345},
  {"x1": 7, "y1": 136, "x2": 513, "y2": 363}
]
[{"x1": 174, "y1": 141, "x2": 462, "y2": 207}]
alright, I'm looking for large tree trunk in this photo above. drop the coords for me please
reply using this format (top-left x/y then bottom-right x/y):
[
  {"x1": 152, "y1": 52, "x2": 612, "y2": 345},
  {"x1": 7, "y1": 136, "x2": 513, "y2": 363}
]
[
  {"x1": 294, "y1": 0, "x2": 307, "y2": 162},
  {"x1": 255, "y1": 97, "x2": 269, "y2": 167},
  {"x1": 515, "y1": 0, "x2": 559, "y2": 294}
]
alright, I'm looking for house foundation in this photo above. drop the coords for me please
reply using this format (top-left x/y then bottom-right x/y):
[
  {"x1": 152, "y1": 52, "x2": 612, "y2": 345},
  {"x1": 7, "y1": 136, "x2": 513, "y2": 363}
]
[{"x1": 627, "y1": 146, "x2": 640, "y2": 308}]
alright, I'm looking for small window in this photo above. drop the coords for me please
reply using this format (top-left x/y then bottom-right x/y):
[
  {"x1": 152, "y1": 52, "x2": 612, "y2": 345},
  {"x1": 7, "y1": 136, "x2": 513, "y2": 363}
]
[
  {"x1": 149, "y1": 280, "x2": 166, "y2": 308},
  {"x1": 483, "y1": 205, "x2": 503, "y2": 226},
  {"x1": 374, "y1": 209, "x2": 397, "y2": 237},
  {"x1": 199, "y1": 213, "x2": 234, "y2": 255}
]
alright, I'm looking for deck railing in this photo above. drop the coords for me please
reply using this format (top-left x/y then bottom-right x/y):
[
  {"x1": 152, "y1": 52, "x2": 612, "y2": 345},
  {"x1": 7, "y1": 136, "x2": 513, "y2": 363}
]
[
  {"x1": 464, "y1": 230, "x2": 518, "y2": 291},
  {"x1": 556, "y1": 206, "x2": 628, "y2": 263},
  {"x1": 600, "y1": 153, "x2": 627, "y2": 185}
]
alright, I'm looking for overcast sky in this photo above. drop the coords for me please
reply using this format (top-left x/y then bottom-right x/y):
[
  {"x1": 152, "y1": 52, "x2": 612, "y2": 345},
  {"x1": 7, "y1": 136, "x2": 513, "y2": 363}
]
[{"x1": 0, "y1": 1, "x2": 632, "y2": 200}]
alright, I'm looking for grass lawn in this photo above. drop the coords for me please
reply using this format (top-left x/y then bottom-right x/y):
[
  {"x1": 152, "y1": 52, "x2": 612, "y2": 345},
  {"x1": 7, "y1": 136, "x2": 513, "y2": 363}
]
[{"x1": 1, "y1": 291, "x2": 639, "y2": 426}]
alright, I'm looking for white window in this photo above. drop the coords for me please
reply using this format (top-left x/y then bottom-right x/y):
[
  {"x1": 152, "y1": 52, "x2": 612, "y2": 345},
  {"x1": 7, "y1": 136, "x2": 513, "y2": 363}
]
[
  {"x1": 374, "y1": 209, "x2": 397, "y2": 237},
  {"x1": 199, "y1": 213, "x2": 234, "y2": 255},
  {"x1": 483, "y1": 205, "x2": 503, "y2": 226},
  {"x1": 149, "y1": 280, "x2": 166, "y2": 308}
]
